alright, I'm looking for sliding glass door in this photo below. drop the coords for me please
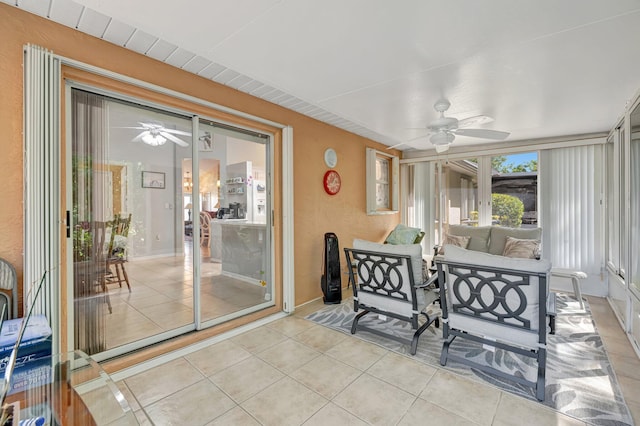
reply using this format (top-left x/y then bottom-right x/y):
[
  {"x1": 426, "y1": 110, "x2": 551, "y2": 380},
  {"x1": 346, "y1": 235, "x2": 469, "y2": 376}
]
[
  {"x1": 490, "y1": 153, "x2": 538, "y2": 228},
  {"x1": 69, "y1": 87, "x2": 273, "y2": 358},
  {"x1": 404, "y1": 152, "x2": 538, "y2": 255}
]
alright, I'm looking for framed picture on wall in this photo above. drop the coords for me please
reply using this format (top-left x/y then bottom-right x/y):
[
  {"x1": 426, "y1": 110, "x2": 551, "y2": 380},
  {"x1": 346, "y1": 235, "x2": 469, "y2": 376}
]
[
  {"x1": 142, "y1": 171, "x2": 165, "y2": 189},
  {"x1": 199, "y1": 131, "x2": 213, "y2": 152}
]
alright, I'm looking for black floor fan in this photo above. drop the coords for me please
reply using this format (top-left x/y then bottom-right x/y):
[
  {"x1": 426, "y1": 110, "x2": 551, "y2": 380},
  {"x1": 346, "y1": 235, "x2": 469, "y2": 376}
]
[{"x1": 321, "y1": 232, "x2": 342, "y2": 304}]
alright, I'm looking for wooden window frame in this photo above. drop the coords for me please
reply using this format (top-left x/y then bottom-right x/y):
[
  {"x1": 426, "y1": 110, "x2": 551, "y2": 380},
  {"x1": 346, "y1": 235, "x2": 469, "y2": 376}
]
[{"x1": 366, "y1": 148, "x2": 398, "y2": 215}]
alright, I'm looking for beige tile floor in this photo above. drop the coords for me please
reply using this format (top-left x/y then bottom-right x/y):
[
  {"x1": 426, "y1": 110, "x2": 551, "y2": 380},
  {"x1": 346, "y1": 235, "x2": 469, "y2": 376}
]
[
  {"x1": 115, "y1": 294, "x2": 640, "y2": 426},
  {"x1": 101, "y1": 247, "x2": 268, "y2": 349}
]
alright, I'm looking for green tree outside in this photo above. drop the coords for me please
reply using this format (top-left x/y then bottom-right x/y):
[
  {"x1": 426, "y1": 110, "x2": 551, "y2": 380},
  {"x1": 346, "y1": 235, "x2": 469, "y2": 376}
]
[
  {"x1": 492, "y1": 193, "x2": 524, "y2": 227},
  {"x1": 491, "y1": 155, "x2": 538, "y2": 173}
]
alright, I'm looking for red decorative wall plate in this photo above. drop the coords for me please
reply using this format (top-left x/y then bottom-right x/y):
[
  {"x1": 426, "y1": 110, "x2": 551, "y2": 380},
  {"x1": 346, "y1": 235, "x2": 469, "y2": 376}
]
[{"x1": 323, "y1": 170, "x2": 341, "y2": 195}]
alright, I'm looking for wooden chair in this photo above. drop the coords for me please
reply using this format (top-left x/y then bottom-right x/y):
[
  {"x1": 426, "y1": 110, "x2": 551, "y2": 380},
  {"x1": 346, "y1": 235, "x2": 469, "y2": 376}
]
[
  {"x1": 73, "y1": 221, "x2": 112, "y2": 313},
  {"x1": 345, "y1": 239, "x2": 439, "y2": 355},
  {"x1": 106, "y1": 213, "x2": 132, "y2": 291},
  {"x1": 0, "y1": 258, "x2": 18, "y2": 319},
  {"x1": 200, "y1": 211, "x2": 211, "y2": 247}
]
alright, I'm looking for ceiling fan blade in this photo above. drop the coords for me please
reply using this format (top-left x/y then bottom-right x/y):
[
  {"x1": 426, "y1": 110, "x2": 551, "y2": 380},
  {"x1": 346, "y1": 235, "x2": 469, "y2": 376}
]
[
  {"x1": 161, "y1": 131, "x2": 189, "y2": 147},
  {"x1": 132, "y1": 131, "x2": 148, "y2": 142},
  {"x1": 161, "y1": 128, "x2": 192, "y2": 136},
  {"x1": 457, "y1": 115, "x2": 494, "y2": 128},
  {"x1": 120, "y1": 126, "x2": 148, "y2": 130},
  {"x1": 407, "y1": 133, "x2": 430, "y2": 142},
  {"x1": 453, "y1": 128, "x2": 510, "y2": 140},
  {"x1": 387, "y1": 142, "x2": 409, "y2": 150}
]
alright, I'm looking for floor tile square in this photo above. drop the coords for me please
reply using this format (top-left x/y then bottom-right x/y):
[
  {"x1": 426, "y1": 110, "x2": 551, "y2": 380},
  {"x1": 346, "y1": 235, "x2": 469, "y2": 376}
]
[
  {"x1": 419, "y1": 370, "x2": 501, "y2": 426},
  {"x1": 333, "y1": 374, "x2": 416, "y2": 425},
  {"x1": 289, "y1": 354, "x2": 362, "y2": 399},
  {"x1": 185, "y1": 339, "x2": 252, "y2": 376},
  {"x1": 292, "y1": 324, "x2": 347, "y2": 352},
  {"x1": 398, "y1": 398, "x2": 478, "y2": 426},
  {"x1": 124, "y1": 358, "x2": 205, "y2": 407},
  {"x1": 145, "y1": 379, "x2": 236, "y2": 425},
  {"x1": 367, "y1": 351, "x2": 437, "y2": 396},
  {"x1": 266, "y1": 316, "x2": 316, "y2": 337},
  {"x1": 206, "y1": 406, "x2": 260, "y2": 426},
  {"x1": 231, "y1": 326, "x2": 288, "y2": 354},
  {"x1": 303, "y1": 402, "x2": 368, "y2": 426},
  {"x1": 210, "y1": 356, "x2": 284, "y2": 403},
  {"x1": 257, "y1": 338, "x2": 320, "y2": 374},
  {"x1": 325, "y1": 336, "x2": 387, "y2": 370},
  {"x1": 242, "y1": 377, "x2": 328, "y2": 426}
]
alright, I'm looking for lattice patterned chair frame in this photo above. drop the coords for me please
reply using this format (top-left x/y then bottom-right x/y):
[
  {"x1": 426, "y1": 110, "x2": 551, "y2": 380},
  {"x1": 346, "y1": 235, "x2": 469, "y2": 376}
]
[
  {"x1": 436, "y1": 245, "x2": 552, "y2": 401},
  {"x1": 344, "y1": 239, "x2": 439, "y2": 355}
]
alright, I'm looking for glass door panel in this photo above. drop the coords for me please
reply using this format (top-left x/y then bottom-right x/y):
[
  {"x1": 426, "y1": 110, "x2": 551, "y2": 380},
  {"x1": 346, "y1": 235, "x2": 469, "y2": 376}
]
[
  {"x1": 196, "y1": 121, "x2": 272, "y2": 325},
  {"x1": 629, "y1": 102, "x2": 640, "y2": 295},
  {"x1": 438, "y1": 158, "x2": 479, "y2": 243},
  {"x1": 71, "y1": 89, "x2": 194, "y2": 356},
  {"x1": 70, "y1": 88, "x2": 275, "y2": 357},
  {"x1": 490, "y1": 153, "x2": 538, "y2": 228}
]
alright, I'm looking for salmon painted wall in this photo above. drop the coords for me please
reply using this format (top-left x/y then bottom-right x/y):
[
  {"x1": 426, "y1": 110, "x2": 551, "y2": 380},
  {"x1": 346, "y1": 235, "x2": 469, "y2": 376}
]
[{"x1": 0, "y1": 4, "x2": 400, "y2": 308}]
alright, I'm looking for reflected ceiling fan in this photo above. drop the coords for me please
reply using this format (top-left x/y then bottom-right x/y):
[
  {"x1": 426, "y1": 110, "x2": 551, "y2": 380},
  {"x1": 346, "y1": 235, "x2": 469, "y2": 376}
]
[
  {"x1": 391, "y1": 99, "x2": 510, "y2": 152},
  {"x1": 126, "y1": 122, "x2": 191, "y2": 147}
]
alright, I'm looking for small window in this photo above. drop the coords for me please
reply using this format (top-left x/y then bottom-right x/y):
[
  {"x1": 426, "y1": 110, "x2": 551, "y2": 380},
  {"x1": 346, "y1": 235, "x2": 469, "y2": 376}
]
[{"x1": 366, "y1": 148, "x2": 398, "y2": 215}]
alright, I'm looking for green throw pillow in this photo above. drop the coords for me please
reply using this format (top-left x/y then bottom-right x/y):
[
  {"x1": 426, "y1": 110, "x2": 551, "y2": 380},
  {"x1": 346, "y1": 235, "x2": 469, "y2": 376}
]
[{"x1": 385, "y1": 224, "x2": 422, "y2": 245}]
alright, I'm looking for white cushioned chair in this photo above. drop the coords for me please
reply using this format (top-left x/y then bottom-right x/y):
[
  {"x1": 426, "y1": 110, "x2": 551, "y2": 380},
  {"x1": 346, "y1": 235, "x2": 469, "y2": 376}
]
[
  {"x1": 436, "y1": 245, "x2": 552, "y2": 401},
  {"x1": 344, "y1": 239, "x2": 439, "y2": 355}
]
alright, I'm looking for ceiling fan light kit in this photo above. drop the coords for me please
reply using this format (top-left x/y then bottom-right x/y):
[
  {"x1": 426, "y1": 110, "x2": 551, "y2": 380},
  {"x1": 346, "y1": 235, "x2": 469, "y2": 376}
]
[
  {"x1": 142, "y1": 132, "x2": 167, "y2": 146},
  {"x1": 399, "y1": 98, "x2": 510, "y2": 152},
  {"x1": 128, "y1": 122, "x2": 191, "y2": 147},
  {"x1": 435, "y1": 144, "x2": 450, "y2": 153},
  {"x1": 430, "y1": 130, "x2": 455, "y2": 146}
]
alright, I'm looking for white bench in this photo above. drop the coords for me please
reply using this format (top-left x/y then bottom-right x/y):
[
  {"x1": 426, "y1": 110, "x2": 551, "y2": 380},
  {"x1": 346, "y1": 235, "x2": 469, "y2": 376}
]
[{"x1": 550, "y1": 268, "x2": 586, "y2": 310}]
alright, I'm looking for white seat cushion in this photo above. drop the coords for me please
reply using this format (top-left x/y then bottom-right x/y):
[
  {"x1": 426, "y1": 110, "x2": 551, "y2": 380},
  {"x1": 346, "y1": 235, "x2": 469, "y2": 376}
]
[
  {"x1": 353, "y1": 239, "x2": 427, "y2": 314},
  {"x1": 443, "y1": 245, "x2": 551, "y2": 332}
]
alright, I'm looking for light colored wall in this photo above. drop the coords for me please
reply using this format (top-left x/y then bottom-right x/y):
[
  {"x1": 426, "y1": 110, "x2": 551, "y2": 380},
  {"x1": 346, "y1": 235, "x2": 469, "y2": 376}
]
[{"x1": 0, "y1": 4, "x2": 400, "y2": 307}]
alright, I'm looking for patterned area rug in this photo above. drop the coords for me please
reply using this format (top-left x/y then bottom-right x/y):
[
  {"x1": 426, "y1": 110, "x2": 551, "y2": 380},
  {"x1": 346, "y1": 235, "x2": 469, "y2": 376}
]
[{"x1": 306, "y1": 294, "x2": 633, "y2": 426}]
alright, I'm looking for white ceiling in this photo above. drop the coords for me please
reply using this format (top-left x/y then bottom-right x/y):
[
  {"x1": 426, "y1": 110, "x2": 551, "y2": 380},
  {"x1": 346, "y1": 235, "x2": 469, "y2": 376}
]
[{"x1": 8, "y1": 0, "x2": 640, "y2": 151}]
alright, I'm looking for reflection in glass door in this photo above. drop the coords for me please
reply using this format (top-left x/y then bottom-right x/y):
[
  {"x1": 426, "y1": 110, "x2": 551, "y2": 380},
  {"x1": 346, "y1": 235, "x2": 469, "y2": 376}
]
[
  {"x1": 71, "y1": 89, "x2": 194, "y2": 356},
  {"x1": 437, "y1": 158, "x2": 479, "y2": 242},
  {"x1": 194, "y1": 121, "x2": 272, "y2": 325},
  {"x1": 70, "y1": 88, "x2": 273, "y2": 358}
]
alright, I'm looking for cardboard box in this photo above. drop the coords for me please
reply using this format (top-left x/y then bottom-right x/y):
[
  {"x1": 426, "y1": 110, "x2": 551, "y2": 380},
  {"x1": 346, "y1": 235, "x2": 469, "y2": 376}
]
[{"x1": 0, "y1": 315, "x2": 53, "y2": 394}]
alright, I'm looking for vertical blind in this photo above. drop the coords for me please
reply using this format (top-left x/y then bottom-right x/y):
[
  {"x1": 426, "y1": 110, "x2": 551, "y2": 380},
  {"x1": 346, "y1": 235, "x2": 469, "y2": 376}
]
[
  {"x1": 23, "y1": 44, "x2": 61, "y2": 352},
  {"x1": 72, "y1": 90, "x2": 108, "y2": 354},
  {"x1": 406, "y1": 162, "x2": 436, "y2": 252},
  {"x1": 631, "y1": 138, "x2": 640, "y2": 291},
  {"x1": 540, "y1": 145, "x2": 604, "y2": 275}
]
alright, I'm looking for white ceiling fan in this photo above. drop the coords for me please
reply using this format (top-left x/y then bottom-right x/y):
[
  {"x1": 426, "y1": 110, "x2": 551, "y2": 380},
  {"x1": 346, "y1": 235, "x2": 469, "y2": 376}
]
[
  {"x1": 126, "y1": 122, "x2": 191, "y2": 147},
  {"x1": 391, "y1": 99, "x2": 510, "y2": 152}
]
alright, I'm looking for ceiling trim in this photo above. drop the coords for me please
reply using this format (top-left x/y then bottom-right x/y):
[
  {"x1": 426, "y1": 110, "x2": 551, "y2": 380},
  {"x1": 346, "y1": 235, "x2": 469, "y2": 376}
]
[
  {"x1": 55, "y1": 50, "x2": 287, "y2": 130},
  {"x1": 400, "y1": 133, "x2": 607, "y2": 164}
]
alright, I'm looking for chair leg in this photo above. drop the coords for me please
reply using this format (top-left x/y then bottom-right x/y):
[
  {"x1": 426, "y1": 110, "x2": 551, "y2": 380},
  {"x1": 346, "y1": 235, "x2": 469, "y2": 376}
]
[
  {"x1": 113, "y1": 264, "x2": 123, "y2": 288},
  {"x1": 100, "y1": 278, "x2": 112, "y2": 314},
  {"x1": 440, "y1": 337, "x2": 452, "y2": 366},
  {"x1": 351, "y1": 310, "x2": 369, "y2": 334},
  {"x1": 119, "y1": 263, "x2": 131, "y2": 292},
  {"x1": 411, "y1": 313, "x2": 438, "y2": 355},
  {"x1": 572, "y1": 277, "x2": 585, "y2": 310},
  {"x1": 536, "y1": 347, "x2": 547, "y2": 401}
]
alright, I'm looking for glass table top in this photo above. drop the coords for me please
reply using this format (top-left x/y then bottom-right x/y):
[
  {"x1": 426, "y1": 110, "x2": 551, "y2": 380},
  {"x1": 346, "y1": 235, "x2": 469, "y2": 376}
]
[{"x1": 4, "y1": 350, "x2": 137, "y2": 425}]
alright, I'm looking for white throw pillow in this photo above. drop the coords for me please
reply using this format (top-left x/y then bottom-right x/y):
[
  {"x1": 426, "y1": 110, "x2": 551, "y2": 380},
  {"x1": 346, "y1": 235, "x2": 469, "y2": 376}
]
[{"x1": 502, "y1": 236, "x2": 540, "y2": 259}]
